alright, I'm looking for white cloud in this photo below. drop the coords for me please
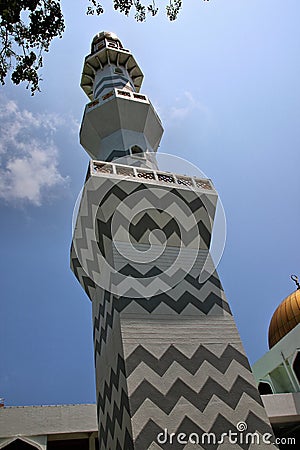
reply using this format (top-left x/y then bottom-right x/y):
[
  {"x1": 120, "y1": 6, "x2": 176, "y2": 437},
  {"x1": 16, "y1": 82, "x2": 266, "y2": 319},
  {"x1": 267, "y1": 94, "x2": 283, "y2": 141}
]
[
  {"x1": 0, "y1": 96, "x2": 72, "y2": 206},
  {"x1": 169, "y1": 91, "x2": 211, "y2": 121}
]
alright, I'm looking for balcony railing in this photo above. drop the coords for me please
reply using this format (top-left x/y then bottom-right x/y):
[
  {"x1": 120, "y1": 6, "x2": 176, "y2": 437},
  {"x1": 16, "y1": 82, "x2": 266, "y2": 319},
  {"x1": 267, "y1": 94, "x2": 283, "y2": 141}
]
[
  {"x1": 89, "y1": 160, "x2": 213, "y2": 191},
  {"x1": 87, "y1": 88, "x2": 148, "y2": 110}
]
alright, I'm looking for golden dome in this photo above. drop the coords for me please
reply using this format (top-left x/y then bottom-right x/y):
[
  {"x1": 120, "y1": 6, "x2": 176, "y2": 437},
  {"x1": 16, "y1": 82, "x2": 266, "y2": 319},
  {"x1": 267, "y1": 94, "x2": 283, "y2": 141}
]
[{"x1": 268, "y1": 288, "x2": 300, "y2": 349}]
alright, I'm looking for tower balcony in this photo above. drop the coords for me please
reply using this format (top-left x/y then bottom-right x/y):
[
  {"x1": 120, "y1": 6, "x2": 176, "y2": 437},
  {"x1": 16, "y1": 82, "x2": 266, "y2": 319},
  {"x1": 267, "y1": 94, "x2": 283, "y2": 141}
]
[
  {"x1": 81, "y1": 32, "x2": 143, "y2": 100},
  {"x1": 87, "y1": 159, "x2": 215, "y2": 193}
]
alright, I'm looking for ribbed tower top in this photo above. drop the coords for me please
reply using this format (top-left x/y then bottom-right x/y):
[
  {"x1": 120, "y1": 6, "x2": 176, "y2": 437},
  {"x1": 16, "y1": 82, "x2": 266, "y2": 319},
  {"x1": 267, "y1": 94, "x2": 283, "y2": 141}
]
[
  {"x1": 92, "y1": 31, "x2": 121, "y2": 48},
  {"x1": 79, "y1": 31, "x2": 163, "y2": 166},
  {"x1": 80, "y1": 31, "x2": 144, "y2": 100}
]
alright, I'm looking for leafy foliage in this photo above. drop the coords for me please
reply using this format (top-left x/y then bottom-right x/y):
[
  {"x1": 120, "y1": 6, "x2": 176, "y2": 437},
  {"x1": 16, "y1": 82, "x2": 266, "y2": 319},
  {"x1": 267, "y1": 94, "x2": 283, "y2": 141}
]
[
  {"x1": 166, "y1": 0, "x2": 183, "y2": 21},
  {"x1": 0, "y1": 0, "x2": 64, "y2": 94},
  {"x1": 86, "y1": 0, "x2": 104, "y2": 16},
  {"x1": 88, "y1": 1, "x2": 181, "y2": 22},
  {"x1": 0, "y1": 0, "x2": 208, "y2": 94}
]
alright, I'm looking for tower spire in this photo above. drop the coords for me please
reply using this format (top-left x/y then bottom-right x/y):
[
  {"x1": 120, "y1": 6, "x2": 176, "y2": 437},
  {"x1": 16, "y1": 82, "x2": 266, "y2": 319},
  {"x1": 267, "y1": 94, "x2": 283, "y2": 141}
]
[
  {"x1": 79, "y1": 31, "x2": 162, "y2": 168},
  {"x1": 291, "y1": 274, "x2": 300, "y2": 290}
]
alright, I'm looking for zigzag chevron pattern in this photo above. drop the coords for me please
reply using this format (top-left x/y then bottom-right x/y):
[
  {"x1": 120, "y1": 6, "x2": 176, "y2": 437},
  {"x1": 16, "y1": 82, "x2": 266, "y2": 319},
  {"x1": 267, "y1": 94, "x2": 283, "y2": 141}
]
[
  {"x1": 115, "y1": 289, "x2": 231, "y2": 315},
  {"x1": 125, "y1": 344, "x2": 251, "y2": 377},
  {"x1": 135, "y1": 412, "x2": 276, "y2": 450},
  {"x1": 72, "y1": 176, "x2": 216, "y2": 271},
  {"x1": 130, "y1": 384, "x2": 268, "y2": 438},
  {"x1": 70, "y1": 244, "x2": 96, "y2": 300},
  {"x1": 96, "y1": 184, "x2": 213, "y2": 248},
  {"x1": 129, "y1": 375, "x2": 261, "y2": 416},
  {"x1": 93, "y1": 290, "x2": 116, "y2": 361},
  {"x1": 98, "y1": 384, "x2": 133, "y2": 449},
  {"x1": 127, "y1": 357, "x2": 256, "y2": 397},
  {"x1": 71, "y1": 247, "x2": 230, "y2": 317},
  {"x1": 92, "y1": 291, "x2": 134, "y2": 450},
  {"x1": 71, "y1": 172, "x2": 277, "y2": 449},
  {"x1": 96, "y1": 354, "x2": 127, "y2": 419}
]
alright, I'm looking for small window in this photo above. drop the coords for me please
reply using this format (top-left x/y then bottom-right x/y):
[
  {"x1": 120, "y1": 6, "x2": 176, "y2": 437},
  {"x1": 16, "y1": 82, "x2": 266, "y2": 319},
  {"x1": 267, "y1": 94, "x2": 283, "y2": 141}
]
[
  {"x1": 293, "y1": 351, "x2": 300, "y2": 384},
  {"x1": 133, "y1": 93, "x2": 147, "y2": 101},
  {"x1": 258, "y1": 381, "x2": 273, "y2": 395},
  {"x1": 114, "y1": 67, "x2": 123, "y2": 75},
  {"x1": 117, "y1": 90, "x2": 131, "y2": 97},
  {"x1": 107, "y1": 39, "x2": 119, "y2": 49},
  {"x1": 93, "y1": 39, "x2": 105, "y2": 53},
  {"x1": 131, "y1": 146, "x2": 145, "y2": 159}
]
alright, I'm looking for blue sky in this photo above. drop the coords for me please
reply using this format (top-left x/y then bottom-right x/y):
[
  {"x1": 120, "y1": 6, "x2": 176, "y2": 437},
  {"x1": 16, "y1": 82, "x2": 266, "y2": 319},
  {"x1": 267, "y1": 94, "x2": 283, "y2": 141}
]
[{"x1": 0, "y1": 0, "x2": 300, "y2": 406}]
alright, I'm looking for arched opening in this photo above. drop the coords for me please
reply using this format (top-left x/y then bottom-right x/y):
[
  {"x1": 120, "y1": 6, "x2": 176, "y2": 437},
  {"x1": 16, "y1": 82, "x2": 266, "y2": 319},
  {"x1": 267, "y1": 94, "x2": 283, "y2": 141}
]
[
  {"x1": 292, "y1": 351, "x2": 300, "y2": 384},
  {"x1": 3, "y1": 439, "x2": 37, "y2": 449},
  {"x1": 258, "y1": 381, "x2": 273, "y2": 395},
  {"x1": 114, "y1": 67, "x2": 123, "y2": 75},
  {"x1": 130, "y1": 146, "x2": 145, "y2": 159}
]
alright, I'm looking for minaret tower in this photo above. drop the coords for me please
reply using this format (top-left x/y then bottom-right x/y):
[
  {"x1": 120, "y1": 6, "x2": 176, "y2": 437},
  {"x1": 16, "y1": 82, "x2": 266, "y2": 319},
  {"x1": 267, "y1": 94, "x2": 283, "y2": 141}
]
[{"x1": 71, "y1": 32, "x2": 277, "y2": 449}]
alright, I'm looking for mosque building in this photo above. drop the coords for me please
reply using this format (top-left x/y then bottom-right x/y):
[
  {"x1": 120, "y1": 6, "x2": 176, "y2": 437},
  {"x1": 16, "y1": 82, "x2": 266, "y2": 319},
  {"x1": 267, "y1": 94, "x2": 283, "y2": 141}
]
[
  {"x1": 0, "y1": 32, "x2": 299, "y2": 450},
  {"x1": 252, "y1": 276, "x2": 300, "y2": 446}
]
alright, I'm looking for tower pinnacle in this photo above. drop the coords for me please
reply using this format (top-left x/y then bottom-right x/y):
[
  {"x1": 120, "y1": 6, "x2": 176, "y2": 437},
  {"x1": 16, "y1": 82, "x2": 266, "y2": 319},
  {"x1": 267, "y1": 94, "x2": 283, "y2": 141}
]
[{"x1": 79, "y1": 31, "x2": 162, "y2": 167}]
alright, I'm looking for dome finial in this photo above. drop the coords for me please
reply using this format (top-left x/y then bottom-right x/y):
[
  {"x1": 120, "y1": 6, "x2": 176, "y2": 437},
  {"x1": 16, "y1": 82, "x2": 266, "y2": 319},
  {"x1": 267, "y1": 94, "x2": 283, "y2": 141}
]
[{"x1": 291, "y1": 274, "x2": 300, "y2": 290}]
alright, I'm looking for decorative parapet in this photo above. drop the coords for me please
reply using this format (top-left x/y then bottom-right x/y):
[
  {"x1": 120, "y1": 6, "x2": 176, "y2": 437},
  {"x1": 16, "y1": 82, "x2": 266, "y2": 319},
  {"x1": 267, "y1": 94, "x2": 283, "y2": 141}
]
[
  {"x1": 86, "y1": 88, "x2": 149, "y2": 109},
  {"x1": 89, "y1": 160, "x2": 214, "y2": 192}
]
